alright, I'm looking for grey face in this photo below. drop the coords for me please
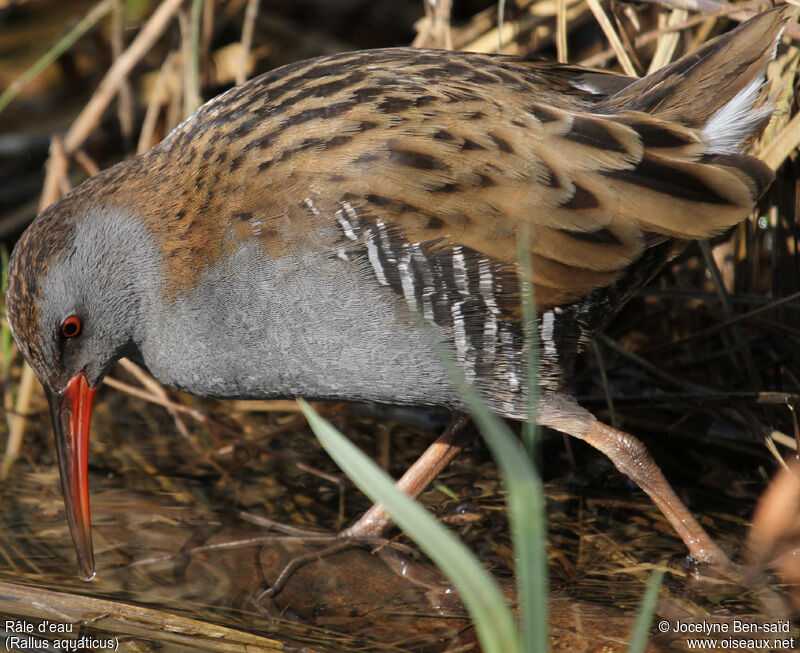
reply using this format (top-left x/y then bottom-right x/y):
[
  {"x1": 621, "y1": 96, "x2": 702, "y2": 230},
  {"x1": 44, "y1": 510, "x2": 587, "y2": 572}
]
[{"x1": 14, "y1": 206, "x2": 160, "y2": 392}]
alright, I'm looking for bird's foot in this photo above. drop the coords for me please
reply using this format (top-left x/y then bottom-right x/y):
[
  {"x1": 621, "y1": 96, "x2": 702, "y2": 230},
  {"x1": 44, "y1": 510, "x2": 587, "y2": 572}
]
[
  {"x1": 240, "y1": 508, "x2": 409, "y2": 599},
  {"x1": 252, "y1": 528, "x2": 411, "y2": 605},
  {"x1": 251, "y1": 412, "x2": 471, "y2": 601},
  {"x1": 539, "y1": 393, "x2": 739, "y2": 573}
]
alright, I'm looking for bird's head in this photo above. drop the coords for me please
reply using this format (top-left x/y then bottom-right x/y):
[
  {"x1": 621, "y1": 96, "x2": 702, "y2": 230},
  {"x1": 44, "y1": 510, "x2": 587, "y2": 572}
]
[{"x1": 6, "y1": 190, "x2": 154, "y2": 580}]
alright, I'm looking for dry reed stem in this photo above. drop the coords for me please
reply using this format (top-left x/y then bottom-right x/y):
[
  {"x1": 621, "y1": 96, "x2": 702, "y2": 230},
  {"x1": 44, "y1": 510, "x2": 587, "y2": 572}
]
[
  {"x1": 636, "y1": 0, "x2": 800, "y2": 40},
  {"x1": 758, "y1": 110, "x2": 800, "y2": 171},
  {"x1": 62, "y1": 0, "x2": 185, "y2": 154},
  {"x1": 73, "y1": 149, "x2": 101, "y2": 177},
  {"x1": 636, "y1": 0, "x2": 745, "y2": 14},
  {"x1": 585, "y1": 0, "x2": 637, "y2": 75},
  {"x1": 763, "y1": 44, "x2": 800, "y2": 142},
  {"x1": 180, "y1": 7, "x2": 200, "y2": 117},
  {"x1": 167, "y1": 53, "x2": 186, "y2": 132},
  {"x1": 202, "y1": 0, "x2": 215, "y2": 61},
  {"x1": 0, "y1": 361, "x2": 36, "y2": 480},
  {"x1": 763, "y1": 434, "x2": 790, "y2": 470},
  {"x1": 2, "y1": 343, "x2": 18, "y2": 449},
  {"x1": 102, "y1": 375, "x2": 207, "y2": 422},
  {"x1": 0, "y1": 580, "x2": 283, "y2": 652},
  {"x1": 413, "y1": 0, "x2": 454, "y2": 49},
  {"x1": 237, "y1": 0, "x2": 260, "y2": 85},
  {"x1": 38, "y1": 135, "x2": 69, "y2": 212},
  {"x1": 585, "y1": 1, "x2": 800, "y2": 69},
  {"x1": 556, "y1": 0, "x2": 568, "y2": 61},
  {"x1": 231, "y1": 399, "x2": 308, "y2": 412},
  {"x1": 648, "y1": 8, "x2": 688, "y2": 73},
  {"x1": 612, "y1": 5, "x2": 645, "y2": 75},
  {"x1": 770, "y1": 430, "x2": 798, "y2": 450},
  {"x1": 120, "y1": 443, "x2": 196, "y2": 504},
  {"x1": 698, "y1": 240, "x2": 762, "y2": 384},
  {"x1": 450, "y1": 0, "x2": 540, "y2": 47},
  {"x1": 633, "y1": 1, "x2": 759, "y2": 47},
  {"x1": 687, "y1": 13, "x2": 718, "y2": 49},
  {"x1": 438, "y1": 0, "x2": 454, "y2": 49},
  {"x1": 112, "y1": 0, "x2": 135, "y2": 143},
  {"x1": 137, "y1": 53, "x2": 180, "y2": 154},
  {"x1": 212, "y1": 42, "x2": 263, "y2": 85},
  {"x1": 463, "y1": 0, "x2": 587, "y2": 54}
]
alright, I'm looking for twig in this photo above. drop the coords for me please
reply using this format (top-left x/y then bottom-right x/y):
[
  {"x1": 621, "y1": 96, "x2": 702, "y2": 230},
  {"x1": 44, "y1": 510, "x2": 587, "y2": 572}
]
[
  {"x1": 463, "y1": 0, "x2": 588, "y2": 54},
  {"x1": 39, "y1": 135, "x2": 70, "y2": 212},
  {"x1": 230, "y1": 399, "x2": 307, "y2": 412},
  {"x1": 645, "y1": 292, "x2": 800, "y2": 353},
  {"x1": 581, "y1": 0, "x2": 794, "y2": 69},
  {"x1": 634, "y1": 0, "x2": 800, "y2": 40},
  {"x1": 202, "y1": 0, "x2": 215, "y2": 61},
  {"x1": 698, "y1": 240, "x2": 762, "y2": 385},
  {"x1": 595, "y1": 332, "x2": 713, "y2": 394},
  {"x1": 435, "y1": 0, "x2": 454, "y2": 49},
  {"x1": 189, "y1": 0, "x2": 204, "y2": 113},
  {"x1": 592, "y1": 337, "x2": 618, "y2": 428},
  {"x1": 498, "y1": 0, "x2": 507, "y2": 52},
  {"x1": 612, "y1": 3, "x2": 644, "y2": 75},
  {"x1": 179, "y1": 8, "x2": 199, "y2": 118}
]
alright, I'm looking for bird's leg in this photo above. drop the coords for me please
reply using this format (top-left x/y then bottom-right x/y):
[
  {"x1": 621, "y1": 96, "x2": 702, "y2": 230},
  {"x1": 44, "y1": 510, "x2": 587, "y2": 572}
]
[
  {"x1": 260, "y1": 412, "x2": 471, "y2": 598},
  {"x1": 539, "y1": 393, "x2": 736, "y2": 571},
  {"x1": 341, "y1": 411, "x2": 471, "y2": 538}
]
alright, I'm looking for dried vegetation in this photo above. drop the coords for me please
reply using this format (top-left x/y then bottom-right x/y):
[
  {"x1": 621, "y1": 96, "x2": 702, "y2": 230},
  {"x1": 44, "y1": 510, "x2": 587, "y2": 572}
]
[{"x1": 1, "y1": 0, "x2": 800, "y2": 650}]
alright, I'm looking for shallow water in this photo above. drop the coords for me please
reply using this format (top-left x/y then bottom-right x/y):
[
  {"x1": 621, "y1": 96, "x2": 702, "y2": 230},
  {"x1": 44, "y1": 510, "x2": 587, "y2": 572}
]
[{"x1": 0, "y1": 372, "x2": 795, "y2": 652}]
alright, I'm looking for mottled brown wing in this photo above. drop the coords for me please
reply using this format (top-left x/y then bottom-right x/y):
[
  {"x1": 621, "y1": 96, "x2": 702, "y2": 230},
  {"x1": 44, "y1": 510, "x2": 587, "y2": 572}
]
[
  {"x1": 142, "y1": 41, "x2": 776, "y2": 310},
  {"x1": 284, "y1": 92, "x2": 770, "y2": 308}
]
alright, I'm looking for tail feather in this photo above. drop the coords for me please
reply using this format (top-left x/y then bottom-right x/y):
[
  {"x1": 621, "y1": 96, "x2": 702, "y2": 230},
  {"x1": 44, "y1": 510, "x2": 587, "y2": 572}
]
[{"x1": 599, "y1": 5, "x2": 798, "y2": 153}]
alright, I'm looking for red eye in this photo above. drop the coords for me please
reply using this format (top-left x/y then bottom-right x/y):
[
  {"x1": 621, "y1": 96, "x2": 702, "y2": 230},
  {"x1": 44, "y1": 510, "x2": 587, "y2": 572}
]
[{"x1": 61, "y1": 316, "x2": 82, "y2": 338}]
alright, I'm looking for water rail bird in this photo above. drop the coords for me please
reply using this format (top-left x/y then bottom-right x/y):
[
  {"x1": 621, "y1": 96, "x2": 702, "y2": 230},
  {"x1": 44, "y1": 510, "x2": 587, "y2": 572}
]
[{"x1": 6, "y1": 6, "x2": 795, "y2": 580}]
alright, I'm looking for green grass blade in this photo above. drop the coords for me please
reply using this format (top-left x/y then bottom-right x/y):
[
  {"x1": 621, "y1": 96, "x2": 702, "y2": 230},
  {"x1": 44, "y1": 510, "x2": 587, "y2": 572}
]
[
  {"x1": 0, "y1": 0, "x2": 115, "y2": 115},
  {"x1": 516, "y1": 226, "x2": 541, "y2": 460},
  {"x1": 298, "y1": 399, "x2": 520, "y2": 653},
  {"x1": 436, "y1": 351, "x2": 549, "y2": 652},
  {"x1": 515, "y1": 226, "x2": 548, "y2": 653},
  {"x1": 627, "y1": 568, "x2": 665, "y2": 653}
]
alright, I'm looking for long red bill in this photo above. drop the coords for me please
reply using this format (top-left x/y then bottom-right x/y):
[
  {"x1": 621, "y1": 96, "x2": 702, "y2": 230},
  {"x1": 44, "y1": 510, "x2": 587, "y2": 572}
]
[{"x1": 46, "y1": 372, "x2": 97, "y2": 580}]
